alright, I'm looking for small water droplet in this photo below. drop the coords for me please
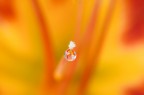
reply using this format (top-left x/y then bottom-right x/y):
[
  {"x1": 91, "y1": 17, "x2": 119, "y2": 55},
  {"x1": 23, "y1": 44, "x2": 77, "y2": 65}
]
[
  {"x1": 64, "y1": 41, "x2": 77, "y2": 61},
  {"x1": 64, "y1": 49, "x2": 77, "y2": 61}
]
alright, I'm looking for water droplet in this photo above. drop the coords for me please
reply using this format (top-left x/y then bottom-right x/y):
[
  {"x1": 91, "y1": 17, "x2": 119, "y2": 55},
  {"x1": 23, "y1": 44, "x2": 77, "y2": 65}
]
[
  {"x1": 64, "y1": 41, "x2": 77, "y2": 61},
  {"x1": 64, "y1": 49, "x2": 77, "y2": 61}
]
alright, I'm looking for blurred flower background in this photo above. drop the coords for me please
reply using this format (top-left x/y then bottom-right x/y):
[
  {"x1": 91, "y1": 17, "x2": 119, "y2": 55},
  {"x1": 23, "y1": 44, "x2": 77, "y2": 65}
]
[{"x1": 0, "y1": 0, "x2": 144, "y2": 95}]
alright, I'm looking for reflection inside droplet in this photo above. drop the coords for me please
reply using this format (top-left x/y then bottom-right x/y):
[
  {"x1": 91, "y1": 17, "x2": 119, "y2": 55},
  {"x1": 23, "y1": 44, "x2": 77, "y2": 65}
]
[{"x1": 64, "y1": 49, "x2": 76, "y2": 61}]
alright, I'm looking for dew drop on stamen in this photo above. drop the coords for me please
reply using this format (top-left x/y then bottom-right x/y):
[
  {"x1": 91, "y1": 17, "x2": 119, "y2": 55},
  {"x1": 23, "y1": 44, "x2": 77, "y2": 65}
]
[
  {"x1": 64, "y1": 49, "x2": 76, "y2": 61},
  {"x1": 64, "y1": 41, "x2": 77, "y2": 61}
]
